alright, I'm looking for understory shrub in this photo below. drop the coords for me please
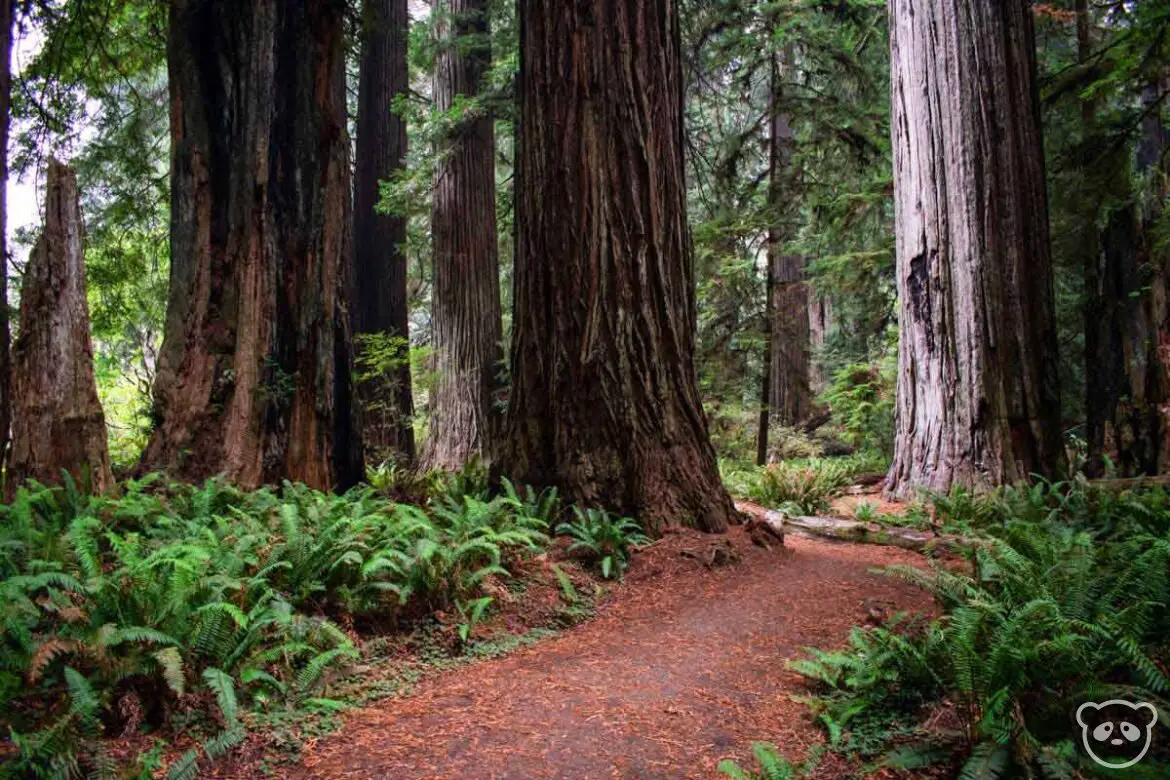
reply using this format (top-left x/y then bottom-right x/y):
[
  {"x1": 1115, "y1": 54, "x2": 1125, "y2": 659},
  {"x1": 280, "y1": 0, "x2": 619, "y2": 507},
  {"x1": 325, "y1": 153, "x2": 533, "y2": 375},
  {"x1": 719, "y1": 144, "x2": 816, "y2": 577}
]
[
  {"x1": 787, "y1": 481, "x2": 1170, "y2": 777},
  {"x1": 820, "y1": 362, "x2": 895, "y2": 459},
  {"x1": 0, "y1": 472, "x2": 554, "y2": 778},
  {"x1": 555, "y1": 508, "x2": 650, "y2": 580},
  {"x1": 720, "y1": 453, "x2": 885, "y2": 516}
]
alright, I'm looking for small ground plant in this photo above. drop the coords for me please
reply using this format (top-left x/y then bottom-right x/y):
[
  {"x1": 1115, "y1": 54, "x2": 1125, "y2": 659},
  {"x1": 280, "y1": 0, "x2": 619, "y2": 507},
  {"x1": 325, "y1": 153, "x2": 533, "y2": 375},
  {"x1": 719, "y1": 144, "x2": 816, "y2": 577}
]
[
  {"x1": 718, "y1": 743, "x2": 797, "y2": 779},
  {"x1": 555, "y1": 507, "x2": 650, "y2": 579}
]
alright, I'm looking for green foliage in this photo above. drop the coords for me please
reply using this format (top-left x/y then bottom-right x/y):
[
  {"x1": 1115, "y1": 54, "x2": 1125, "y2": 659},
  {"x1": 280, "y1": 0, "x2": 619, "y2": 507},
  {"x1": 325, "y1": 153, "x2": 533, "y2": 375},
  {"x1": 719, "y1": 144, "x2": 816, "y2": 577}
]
[
  {"x1": 750, "y1": 461, "x2": 854, "y2": 515},
  {"x1": 454, "y1": 596, "x2": 494, "y2": 648},
  {"x1": 721, "y1": 454, "x2": 883, "y2": 515},
  {"x1": 852, "y1": 501, "x2": 877, "y2": 523},
  {"x1": 820, "y1": 362, "x2": 895, "y2": 458},
  {"x1": 555, "y1": 508, "x2": 650, "y2": 580},
  {"x1": 787, "y1": 482, "x2": 1170, "y2": 776},
  {"x1": 717, "y1": 743, "x2": 796, "y2": 780},
  {"x1": 0, "y1": 474, "x2": 556, "y2": 776}
]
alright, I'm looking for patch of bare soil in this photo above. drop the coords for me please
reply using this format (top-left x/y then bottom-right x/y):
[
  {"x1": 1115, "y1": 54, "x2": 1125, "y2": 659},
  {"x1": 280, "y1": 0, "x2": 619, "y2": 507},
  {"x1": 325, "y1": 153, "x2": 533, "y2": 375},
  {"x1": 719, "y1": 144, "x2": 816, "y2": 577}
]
[{"x1": 217, "y1": 528, "x2": 932, "y2": 780}]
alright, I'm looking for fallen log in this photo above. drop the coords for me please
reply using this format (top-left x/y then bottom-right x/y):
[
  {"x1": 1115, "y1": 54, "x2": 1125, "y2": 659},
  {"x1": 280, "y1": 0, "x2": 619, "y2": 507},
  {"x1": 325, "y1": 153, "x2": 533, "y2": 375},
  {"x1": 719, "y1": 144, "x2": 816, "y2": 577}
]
[
  {"x1": 1088, "y1": 475, "x2": 1170, "y2": 491},
  {"x1": 735, "y1": 500, "x2": 973, "y2": 554}
]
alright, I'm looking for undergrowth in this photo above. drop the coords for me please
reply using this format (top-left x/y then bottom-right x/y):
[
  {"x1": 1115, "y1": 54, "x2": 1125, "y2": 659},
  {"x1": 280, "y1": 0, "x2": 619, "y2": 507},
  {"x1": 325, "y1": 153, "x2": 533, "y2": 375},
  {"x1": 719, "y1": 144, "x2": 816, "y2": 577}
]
[
  {"x1": 721, "y1": 454, "x2": 885, "y2": 515},
  {"x1": 0, "y1": 468, "x2": 610, "y2": 779},
  {"x1": 786, "y1": 478, "x2": 1170, "y2": 778}
]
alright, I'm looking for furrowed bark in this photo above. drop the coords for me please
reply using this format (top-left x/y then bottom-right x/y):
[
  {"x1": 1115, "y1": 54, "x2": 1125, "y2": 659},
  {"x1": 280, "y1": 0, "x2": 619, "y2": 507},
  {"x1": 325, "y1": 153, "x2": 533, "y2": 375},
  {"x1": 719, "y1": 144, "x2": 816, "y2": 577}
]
[
  {"x1": 423, "y1": 0, "x2": 503, "y2": 471},
  {"x1": 142, "y1": 0, "x2": 362, "y2": 491},
  {"x1": 764, "y1": 44, "x2": 810, "y2": 430},
  {"x1": 502, "y1": 0, "x2": 736, "y2": 533},
  {"x1": 10, "y1": 160, "x2": 113, "y2": 494},
  {"x1": 886, "y1": 0, "x2": 1064, "y2": 496},
  {"x1": 353, "y1": 0, "x2": 415, "y2": 465},
  {"x1": 758, "y1": 44, "x2": 810, "y2": 462}
]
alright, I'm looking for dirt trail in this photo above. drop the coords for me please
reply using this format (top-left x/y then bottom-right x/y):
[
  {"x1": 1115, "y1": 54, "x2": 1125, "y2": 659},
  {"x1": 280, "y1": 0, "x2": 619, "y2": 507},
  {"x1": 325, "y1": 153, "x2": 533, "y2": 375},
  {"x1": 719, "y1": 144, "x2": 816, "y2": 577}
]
[{"x1": 283, "y1": 531, "x2": 933, "y2": 779}]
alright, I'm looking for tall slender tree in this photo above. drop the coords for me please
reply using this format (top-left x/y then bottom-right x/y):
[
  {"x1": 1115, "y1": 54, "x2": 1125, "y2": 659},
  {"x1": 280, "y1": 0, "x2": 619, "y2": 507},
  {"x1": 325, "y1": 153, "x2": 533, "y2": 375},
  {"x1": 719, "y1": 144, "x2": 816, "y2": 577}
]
[
  {"x1": 502, "y1": 0, "x2": 735, "y2": 532},
  {"x1": 423, "y1": 0, "x2": 502, "y2": 471},
  {"x1": 0, "y1": 0, "x2": 11, "y2": 474},
  {"x1": 142, "y1": 0, "x2": 362, "y2": 491},
  {"x1": 758, "y1": 41, "x2": 810, "y2": 466},
  {"x1": 1084, "y1": 63, "x2": 1169, "y2": 477},
  {"x1": 353, "y1": 0, "x2": 415, "y2": 464},
  {"x1": 886, "y1": 0, "x2": 1064, "y2": 496}
]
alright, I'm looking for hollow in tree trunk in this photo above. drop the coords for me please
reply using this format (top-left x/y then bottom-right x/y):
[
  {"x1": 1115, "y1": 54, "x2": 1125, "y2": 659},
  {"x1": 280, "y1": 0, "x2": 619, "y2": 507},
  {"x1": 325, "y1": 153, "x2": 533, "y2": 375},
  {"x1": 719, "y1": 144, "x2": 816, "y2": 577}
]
[
  {"x1": 142, "y1": 0, "x2": 362, "y2": 491},
  {"x1": 501, "y1": 0, "x2": 735, "y2": 533},
  {"x1": 423, "y1": 0, "x2": 502, "y2": 471},
  {"x1": 10, "y1": 160, "x2": 113, "y2": 494},
  {"x1": 886, "y1": 0, "x2": 1064, "y2": 496},
  {"x1": 352, "y1": 0, "x2": 415, "y2": 465}
]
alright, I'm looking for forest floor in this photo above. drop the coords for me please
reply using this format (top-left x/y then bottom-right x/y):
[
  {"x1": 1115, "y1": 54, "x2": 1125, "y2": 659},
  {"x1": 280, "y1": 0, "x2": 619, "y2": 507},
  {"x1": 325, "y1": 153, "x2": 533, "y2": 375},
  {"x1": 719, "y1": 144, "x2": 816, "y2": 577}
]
[{"x1": 222, "y1": 525, "x2": 934, "y2": 780}]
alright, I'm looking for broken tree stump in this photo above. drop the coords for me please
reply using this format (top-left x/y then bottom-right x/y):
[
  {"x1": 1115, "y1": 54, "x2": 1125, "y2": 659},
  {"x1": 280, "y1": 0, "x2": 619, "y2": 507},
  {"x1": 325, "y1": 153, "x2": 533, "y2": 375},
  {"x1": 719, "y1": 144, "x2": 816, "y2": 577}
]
[{"x1": 9, "y1": 159, "x2": 113, "y2": 494}]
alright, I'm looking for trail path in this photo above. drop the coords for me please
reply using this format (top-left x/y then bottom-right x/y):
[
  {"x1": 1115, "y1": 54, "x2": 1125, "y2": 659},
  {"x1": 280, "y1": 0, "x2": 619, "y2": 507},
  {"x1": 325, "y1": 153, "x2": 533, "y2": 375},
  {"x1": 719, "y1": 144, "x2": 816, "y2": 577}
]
[{"x1": 281, "y1": 530, "x2": 933, "y2": 779}]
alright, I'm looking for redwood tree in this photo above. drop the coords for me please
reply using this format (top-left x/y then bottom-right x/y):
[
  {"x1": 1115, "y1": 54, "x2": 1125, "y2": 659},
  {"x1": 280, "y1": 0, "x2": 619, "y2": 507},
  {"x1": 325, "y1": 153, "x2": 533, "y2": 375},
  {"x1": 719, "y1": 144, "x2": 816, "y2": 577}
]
[
  {"x1": 0, "y1": 0, "x2": 12, "y2": 473},
  {"x1": 762, "y1": 44, "x2": 810, "y2": 437},
  {"x1": 502, "y1": 0, "x2": 735, "y2": 532},
  {"x1": 10, "y1": 160, "x2": 113, "y2": 494},
  {"x1": 886, "y1": 0, "x2": 1064, "y2": 496},
  {"x1": 143, "y1": 0, "x2": 362, "y2": 491},
  {"x1": 353, "y1": 0, "x2": 415, "y2": 464},
  {"x1": 423, "y1": 0, "x2": 502, "y2": 471},
  {"x1": 1084, "y1": 71, "x2": 1169, "y2": 477}
]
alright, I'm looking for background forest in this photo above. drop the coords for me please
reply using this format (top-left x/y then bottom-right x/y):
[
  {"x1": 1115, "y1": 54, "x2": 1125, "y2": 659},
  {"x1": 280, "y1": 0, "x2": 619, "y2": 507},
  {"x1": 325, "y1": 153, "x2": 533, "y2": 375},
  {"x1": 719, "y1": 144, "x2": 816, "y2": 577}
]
[
  {"x1": 0, "y1": 0, "x2": 1168, "y2": 778},
  {"x1": 10, "y1": 0, "x2": 1168, "y2": 479}
]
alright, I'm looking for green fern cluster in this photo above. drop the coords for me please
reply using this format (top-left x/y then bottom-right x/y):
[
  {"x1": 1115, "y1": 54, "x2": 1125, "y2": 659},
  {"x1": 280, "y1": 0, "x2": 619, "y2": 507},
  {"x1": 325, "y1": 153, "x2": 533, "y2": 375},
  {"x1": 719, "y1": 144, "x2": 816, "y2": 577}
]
[
  {"x1": 751, "y1": 460, "x2": 854, "y2": 515},
  {"x1": 929, "y1": 475, "x2": 1170, "y2": 539},
  {"x1": 718, "y1": 743, "x2": 796, "y2": 779},
  {"x1": 0, "y1": 472, "x2": 555, "y2": 778},
  {"x1": 555, "y1": 507, "x2": 649, "y2": 579},
  {"x1": 788, "y1": 491, "x2": 1170, "y2": 778},
  {"x1": 719, "y1": 454, "x2": 883, "y2": 515}
]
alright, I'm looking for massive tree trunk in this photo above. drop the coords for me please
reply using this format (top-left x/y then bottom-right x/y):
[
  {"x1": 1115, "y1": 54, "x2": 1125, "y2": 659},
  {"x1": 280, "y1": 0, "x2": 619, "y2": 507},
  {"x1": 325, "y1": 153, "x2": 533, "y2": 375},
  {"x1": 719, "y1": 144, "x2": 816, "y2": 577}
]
[
  {"x1": 502, "y1": 0, "x2": 735, "y2": 533},
  {"x1": 0, "y1": 0, "x2": 12, "y2": 475},
  {"x1": 353, "y1": 0, "x2": 414, "y2": 465},
  {"x1": 886, "y1": 0, "x2": 1064, "y2": 496},
  {"x1": 10, "y1": 160, "x2": 112, "y2": 494},
  {"x1": 142, "y1": 0, "x2": 362, "y2": 491},
  {"x1": 423, "y1": 0, "x2": 502, "y2": 471}
]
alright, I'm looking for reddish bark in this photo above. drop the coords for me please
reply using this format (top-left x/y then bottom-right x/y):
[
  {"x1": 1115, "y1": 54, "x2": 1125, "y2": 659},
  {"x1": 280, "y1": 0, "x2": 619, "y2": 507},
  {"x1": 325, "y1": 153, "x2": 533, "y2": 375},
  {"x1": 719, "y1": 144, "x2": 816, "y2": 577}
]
[
  {"x1": 423, "y1": 0, "x2": 502, "y2": 471},
  {"x1": 142, "y1": 0, "x2": 362, "y2": 491},
  {"x1": 353, "y1": 0, "x2": 415, "y2": 464},
  {"x1": 501, "y1": 0, "x2": 735, "y2": 532}
]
